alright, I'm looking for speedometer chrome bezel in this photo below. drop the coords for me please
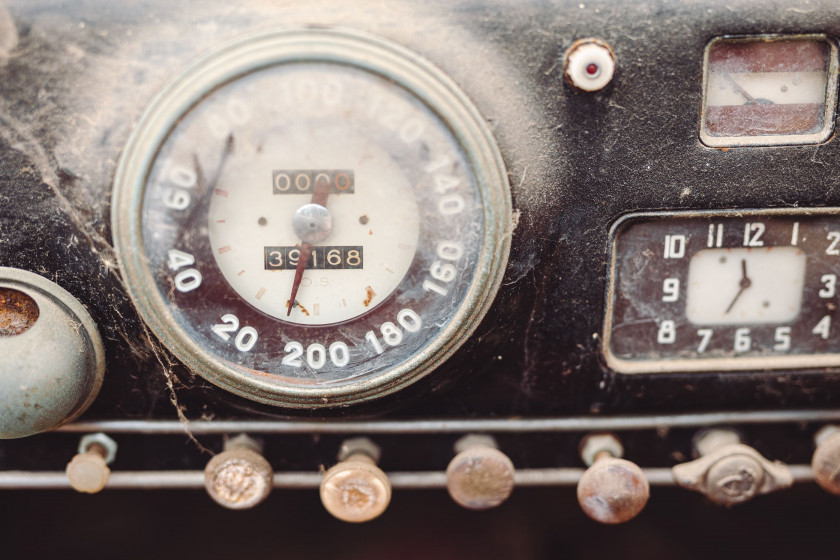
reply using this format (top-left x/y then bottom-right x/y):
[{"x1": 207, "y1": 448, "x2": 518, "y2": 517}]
[{"x1": 112, "y1": 27, "x2": 511, "y2": 408}]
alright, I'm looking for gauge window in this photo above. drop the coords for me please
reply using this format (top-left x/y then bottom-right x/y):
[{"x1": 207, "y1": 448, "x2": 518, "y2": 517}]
[
  {"x1": 603, "y1": 210, "x2": 840, "y2": 374},
  {"x1": 700, "y1": 35, "x2": 839, "y2": 147}
]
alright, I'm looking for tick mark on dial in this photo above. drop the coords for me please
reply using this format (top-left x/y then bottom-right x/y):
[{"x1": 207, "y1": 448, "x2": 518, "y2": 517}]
[
  {"x1": 218, "y1": 245, "x2": 232, "y2": 254},
  {"x1": 213, "y1": 188, "x2": 229, "y2": 198}
]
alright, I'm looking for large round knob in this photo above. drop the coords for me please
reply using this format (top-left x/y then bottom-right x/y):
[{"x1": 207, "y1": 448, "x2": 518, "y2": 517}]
[
  {"x1": 320, "y1": 449, "x2": 391, "y2": 523},
  {"x1": 204, "y1": 435, "x2": 273, "y2": 510},
  {"x1": 577, "y1": 434, "x2": 649, "y2": 524},
  {"x1": 577, "y1": 457, "x2": 649, "y2": 524},
  {"x1": 446, "y1": 435, "x2": 515, "y2": 510},
  {"x1": 812, "y1": 426, "x2": 840, "y2": 496},
  {"x1": 0, "y1": 268, "x2": 105, "y2": 439}
]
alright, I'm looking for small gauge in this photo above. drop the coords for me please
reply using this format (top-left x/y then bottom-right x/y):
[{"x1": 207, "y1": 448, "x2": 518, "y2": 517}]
[
  {"x1": 603, "y1": 209, "x2": 840, "y2": 374},
  {"x1": 112, "y1": 28, "x2": 511, "y2": 408},
  {"x1": 700, "y1": 35, "x2": 839, "y2": 147}
]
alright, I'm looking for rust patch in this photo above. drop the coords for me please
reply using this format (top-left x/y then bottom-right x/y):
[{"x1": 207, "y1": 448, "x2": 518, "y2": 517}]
[
  {"x1": 286, "y1": 299, "x2": 310, "y2": 316},
  {"x1": 363, "y1": 286, "x2": 376, "y2": 307},
  {"x1": 0, "y1": 287, "x2": 39, "y2": 336}
]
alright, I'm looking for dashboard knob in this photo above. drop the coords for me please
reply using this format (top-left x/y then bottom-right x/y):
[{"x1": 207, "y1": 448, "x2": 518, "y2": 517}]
[
  {"x1": 812, "y1": 425, "x2": 840, "y2": 496},
  {"x1": 446, "y1": 435, "x2": 515, "y2": 510},
  {"x1": 204, "y1": 434, "x2": 273, "y2": 510},
  {"x1": 672, "y1": 429, "x2": 793, "y2": 505},
  {"x1": 0, "y1": 268, "x2": 105, "y2": 439},
  {"x1": 320, "y1": 438, "x2": 391, "y2": 523},
  {"x1": 65, "y1": 433, "x2": 117, "y2": 494},
  {"x1": 577, "y1": 434, "x2": 649, "y2": 524}
]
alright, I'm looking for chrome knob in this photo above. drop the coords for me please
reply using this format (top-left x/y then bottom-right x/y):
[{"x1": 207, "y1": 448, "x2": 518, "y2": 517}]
[
  {"x1": 320, "y1": 438, "x2": 391, "y2": 523},
  {"x1": 204, "y1": 434, "x2": 273, "y2": 510},
  {"x1": 66, "y1": 433, "x2": 117, "y2": 494},
  {"x1": 812, "y1": 425, "x2": 840, "y2": 496},
  {"x1": 446, "y1": 435, "x2": 515, "y2": 510},
  {"x1": 577, "y1": 434, "x2": 649, "y2": 524}
]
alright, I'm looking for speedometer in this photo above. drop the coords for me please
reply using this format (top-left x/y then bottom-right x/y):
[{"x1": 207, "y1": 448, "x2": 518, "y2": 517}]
[{"x1": 112, "y1": 28, "x2": 511, "y2": 408}]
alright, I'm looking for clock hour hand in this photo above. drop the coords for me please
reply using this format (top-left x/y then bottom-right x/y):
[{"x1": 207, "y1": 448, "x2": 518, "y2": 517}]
[{"x1": 725, "y1": 258, "x2": 752, "y2": 314}]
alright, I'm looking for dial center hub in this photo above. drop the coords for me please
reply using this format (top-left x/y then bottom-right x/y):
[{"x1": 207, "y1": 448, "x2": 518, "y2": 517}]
[{"x1": 293, "y1": 203, "x2": 333, "y2": 244}]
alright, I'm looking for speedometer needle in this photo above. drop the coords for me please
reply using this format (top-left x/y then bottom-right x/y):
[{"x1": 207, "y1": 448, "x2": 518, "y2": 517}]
[
  {"x1": 725, "y1": 259, "x2": 752, "y2": 314},
  {"x1": 286, "y1": 176, "x2": 333, "y2": 316}
]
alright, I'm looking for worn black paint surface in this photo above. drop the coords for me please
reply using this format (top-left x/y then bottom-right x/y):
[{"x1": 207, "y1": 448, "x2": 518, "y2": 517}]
[{"x1": 1, "y1": 0, "x2": 840, "y2": 428}]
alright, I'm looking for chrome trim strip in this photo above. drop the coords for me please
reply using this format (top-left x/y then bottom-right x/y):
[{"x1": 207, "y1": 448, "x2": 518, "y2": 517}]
[
  {"x1": 0, "y1": 466, "x2": 816, "y2": 489},
  {"x1": 58, "y1": 409, "x2": 840, "y2": 435}
]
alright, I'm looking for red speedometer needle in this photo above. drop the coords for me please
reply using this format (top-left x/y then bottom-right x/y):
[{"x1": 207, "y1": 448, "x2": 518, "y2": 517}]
[{"x1": 286, "y1": 177, "x2": 333, "y2": 316}]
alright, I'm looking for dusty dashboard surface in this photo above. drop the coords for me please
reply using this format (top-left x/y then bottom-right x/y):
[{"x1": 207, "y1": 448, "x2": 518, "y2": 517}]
[{"x1": 2, "y1": 0, "x2": 840, "y2": 556}]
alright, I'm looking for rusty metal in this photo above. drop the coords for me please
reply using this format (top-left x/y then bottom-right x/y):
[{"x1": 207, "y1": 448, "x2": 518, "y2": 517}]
[
  {"x1": 446, "y1": 435, "x2": 515, "y2": 510},
  {"x1": 0, "y1": 288, "x2": 39, "y2": 336},
  {"x1": 577, "y1": 457, "x2": 650, "y2": 524},
  {"x1": 812, "y1": 426, "x2": 840, "y2": 496}
]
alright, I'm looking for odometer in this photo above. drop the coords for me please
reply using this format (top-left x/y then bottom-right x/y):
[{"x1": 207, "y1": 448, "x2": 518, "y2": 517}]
[{"x1": 603, "y1": 209, "x2": 840, "y2": 373}]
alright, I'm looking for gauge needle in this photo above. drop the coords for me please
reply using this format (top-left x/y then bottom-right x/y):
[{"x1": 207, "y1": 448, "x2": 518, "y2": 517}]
[
  {"x1": 286, "y1": 177, "x2": 332, "y2": 316},
  {"x1": 721, "y1": 72, "x2": 774, "y2": 105},
  {"x1": 725, "y1": 259, "x2": 752, "y2": 314}
]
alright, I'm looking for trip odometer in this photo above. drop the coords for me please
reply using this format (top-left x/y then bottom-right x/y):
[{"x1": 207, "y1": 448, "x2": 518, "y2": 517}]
[
  {"x1": 112, "y1": 28, "x2": 511, "y2": 408},
  {"x1": 604, "y1": 209, "x2": 840, "y2": 374}
]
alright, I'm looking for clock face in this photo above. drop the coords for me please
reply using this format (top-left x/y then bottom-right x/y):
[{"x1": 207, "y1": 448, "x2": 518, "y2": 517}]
[
  {"x1": 603, "y1": 209, "x2": 840, "y2": 374},
  {"x1": 700, "y1": 35, "x2": 839, "y2": 147}
]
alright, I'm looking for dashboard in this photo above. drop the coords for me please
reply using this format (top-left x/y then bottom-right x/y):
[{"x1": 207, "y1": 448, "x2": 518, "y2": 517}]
[{"x1": 1, "y1": 0, "x2": 840, "y2": 557}]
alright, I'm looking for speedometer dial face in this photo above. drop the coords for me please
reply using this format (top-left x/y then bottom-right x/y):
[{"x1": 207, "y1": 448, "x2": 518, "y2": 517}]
[
  {"x1": 113, "y1": 29, "x2": 511, "y2": 408},
  {"x1": 603, "y1": 209, "x2": 840, "y2": 374}
]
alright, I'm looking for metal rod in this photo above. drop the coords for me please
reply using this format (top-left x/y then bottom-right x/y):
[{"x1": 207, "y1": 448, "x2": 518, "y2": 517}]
[
  {"x1": 0, "y1": 466, "x2": 816, "y2": 490},
  {"x1": 56, "y1": 409, "x2": 840, "y2": 435}
]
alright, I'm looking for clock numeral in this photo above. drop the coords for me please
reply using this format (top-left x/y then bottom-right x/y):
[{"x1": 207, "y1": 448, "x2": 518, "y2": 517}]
[
  {"x1": 813, "y1": 316, "x2": 832, "y2": 340},
  {"x1": 743, "y1": 223, "x2": 765, "y2": 247},
  {"x1": 657, "y1": 320, "x2": 676, "y2": 344},
  {"x1": 774, "y1": 327, "x2": 791, "y2": 351},
  {"x1": 734, "y1": 328, "x2": 751, "y2": 352},
  {"x1": 696, "y1": 328, "x2": 713, "y2": 353},
  {"x1": 663, "y1": 235, "x2": 686, "y2": 259}
]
